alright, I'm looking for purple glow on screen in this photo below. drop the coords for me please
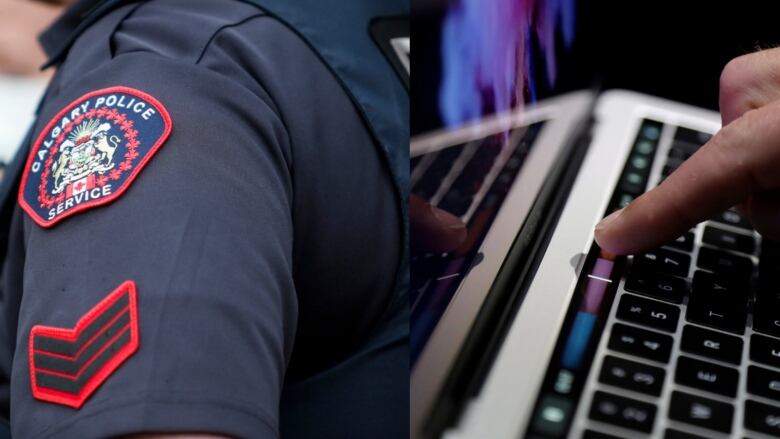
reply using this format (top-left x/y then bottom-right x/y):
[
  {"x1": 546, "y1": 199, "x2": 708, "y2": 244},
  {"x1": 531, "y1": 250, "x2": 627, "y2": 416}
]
[
  {"x1": 582, "y1": 258, "x2": 614, "y2": 313},
  {"x1": 439, "y1": 0, "x2": 576, "y2": 127}
]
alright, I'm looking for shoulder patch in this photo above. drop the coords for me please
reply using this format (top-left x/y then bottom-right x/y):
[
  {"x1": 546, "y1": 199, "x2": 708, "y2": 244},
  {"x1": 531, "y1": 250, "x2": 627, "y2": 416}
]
[
  {"x1": 29, "y1": 281, "x2": 139, "y2": 409},
  {"x1": 19, "y1": 86, "x2": 172, "y2": 227}
]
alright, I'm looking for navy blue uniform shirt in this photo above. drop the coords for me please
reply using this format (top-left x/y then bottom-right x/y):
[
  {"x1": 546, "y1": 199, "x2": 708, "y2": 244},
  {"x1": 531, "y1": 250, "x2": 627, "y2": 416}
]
[{"x1": 0, "y1": 0, "x2": 408, "y2": 437}]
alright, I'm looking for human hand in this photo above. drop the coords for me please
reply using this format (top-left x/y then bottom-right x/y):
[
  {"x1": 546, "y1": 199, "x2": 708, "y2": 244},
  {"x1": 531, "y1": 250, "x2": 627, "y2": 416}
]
[
  {"x1": 595, "y1": 47, "x2": 780, "y2": 254},
  {"x1": 410, "y1": 193, "x2": 467, "y2": 254}
]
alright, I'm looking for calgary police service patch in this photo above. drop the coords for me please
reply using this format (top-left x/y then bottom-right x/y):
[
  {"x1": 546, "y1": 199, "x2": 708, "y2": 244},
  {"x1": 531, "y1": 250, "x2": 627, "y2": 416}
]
[{"x1": 19, "y1": 86, "x2": 172, "y2": 227}]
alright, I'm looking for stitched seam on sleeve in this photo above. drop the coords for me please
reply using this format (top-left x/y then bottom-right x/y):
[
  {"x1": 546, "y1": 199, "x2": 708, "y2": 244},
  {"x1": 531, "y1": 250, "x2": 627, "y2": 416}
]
[{"x1": 194, "y1": 12, "x2": 268, "y2": 65}]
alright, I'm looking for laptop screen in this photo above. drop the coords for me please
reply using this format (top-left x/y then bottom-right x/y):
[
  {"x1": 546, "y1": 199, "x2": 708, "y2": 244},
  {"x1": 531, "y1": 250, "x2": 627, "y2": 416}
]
[
  {"x1": 411, "y1": 122, "x2": 544, "y2": 364},
  {"x1": 411, "y1": 0, "x2": 578, "y2": 365},
  {"x1": 412, "y1": 0, "x2": 577, "y2": 135}
]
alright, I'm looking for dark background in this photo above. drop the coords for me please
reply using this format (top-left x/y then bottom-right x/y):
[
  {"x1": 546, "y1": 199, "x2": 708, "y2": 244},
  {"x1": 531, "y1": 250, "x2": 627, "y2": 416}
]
[{"x1": 413, "y1": 0, "x2": 780, "y2": 135}]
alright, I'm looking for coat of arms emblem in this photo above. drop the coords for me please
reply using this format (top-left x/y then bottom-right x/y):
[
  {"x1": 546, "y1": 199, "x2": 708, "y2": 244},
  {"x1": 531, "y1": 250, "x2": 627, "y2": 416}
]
[{"x1": 51, "y1": 119, "x2": 121, "y2": 196}]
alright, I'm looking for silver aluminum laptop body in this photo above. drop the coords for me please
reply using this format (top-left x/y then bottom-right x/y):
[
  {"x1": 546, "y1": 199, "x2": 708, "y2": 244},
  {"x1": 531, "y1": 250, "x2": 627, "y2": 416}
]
[{"x1": 412, "y1": 90, "x2": 747, "y2": 439}]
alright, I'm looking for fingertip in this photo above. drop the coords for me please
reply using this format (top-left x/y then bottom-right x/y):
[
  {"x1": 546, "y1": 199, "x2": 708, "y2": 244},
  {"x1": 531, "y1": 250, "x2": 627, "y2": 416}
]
[
  {"x1": 594, "y1": 233, "x2": 625, "y2": 256},
  {"x1": 595, "y1": 209, "x2": 624, "y2": 231},
  {"x1": 432, "y1": 205, "x2": 468, "y2": 246},
  {"x1": 411, "y1": 203, "x2": 468, "y2": 254},
  {"x1": 430, "y1": 205, "x2": 468, "y2": 249},
  {"x1": 431, "y1": 205, "x2": 467, "y2": 232},
  {"x1": 450, "y1": 224, "x2": 469, "y2": 250},
  {"x1": 598, "y1": 248, "x2": 617, "y2": 261},
  {"x1": 594, "y1": 209, "x2": 628, "y2": 255}
]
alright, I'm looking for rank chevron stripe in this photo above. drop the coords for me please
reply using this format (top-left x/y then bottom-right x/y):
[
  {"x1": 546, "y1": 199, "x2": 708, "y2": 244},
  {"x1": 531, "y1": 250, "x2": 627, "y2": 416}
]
[{"x1": 28, "y1": 281, "x2": 140, "y2": 409}]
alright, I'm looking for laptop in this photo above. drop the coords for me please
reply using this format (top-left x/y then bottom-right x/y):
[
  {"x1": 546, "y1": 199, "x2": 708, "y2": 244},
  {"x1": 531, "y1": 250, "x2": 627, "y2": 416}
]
[{"x1": 411, "y1": 87, "x2": 779, "y2": 439}]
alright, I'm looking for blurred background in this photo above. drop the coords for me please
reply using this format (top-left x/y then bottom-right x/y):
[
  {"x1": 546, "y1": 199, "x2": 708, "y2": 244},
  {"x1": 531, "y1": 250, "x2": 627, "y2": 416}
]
[
  {"x1": 0, "y1": 0, "x2": 64, "y2": 164},
  {"x1": 413, "y1": 0, "x2": 780, "y2": 135}
]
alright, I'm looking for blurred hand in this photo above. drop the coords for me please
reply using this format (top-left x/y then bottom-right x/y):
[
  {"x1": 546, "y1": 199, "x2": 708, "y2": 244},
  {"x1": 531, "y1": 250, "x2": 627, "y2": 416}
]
[
  {"x1": 410, "y1": 193, "x2": 467, "y2": 254},
  {"x1": 0, "y1": 0, "x2": 63, "y2": 76},
  {"x1": 595, "y1": 47, "x2": 780, "y2": 254}
]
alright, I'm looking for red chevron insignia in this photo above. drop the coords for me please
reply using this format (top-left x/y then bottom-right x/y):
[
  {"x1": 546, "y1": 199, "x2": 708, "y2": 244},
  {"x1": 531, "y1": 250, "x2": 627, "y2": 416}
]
[{"x1": 29, "y1": 281, "x2": 140, "y2": 408}]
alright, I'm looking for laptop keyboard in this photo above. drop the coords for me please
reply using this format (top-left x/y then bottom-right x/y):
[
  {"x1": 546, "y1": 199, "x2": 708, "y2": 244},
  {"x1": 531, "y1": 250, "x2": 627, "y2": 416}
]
[
  {"x1": 526, "y1": 120, "x2": 780, "y2": 438},
  {"x1": 410, "y1": 123, "x2": 544, "y2": 364}
]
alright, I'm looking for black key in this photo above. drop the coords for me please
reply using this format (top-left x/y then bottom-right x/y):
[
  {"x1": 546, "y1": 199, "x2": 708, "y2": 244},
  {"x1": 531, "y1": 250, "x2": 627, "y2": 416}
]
[
  {"x1": 616, "y1": 294, "x2": 679, "y2": 332},
  {"x1": 664, "y1": 429, "x2": 707, "y2": 439},
  {"x1": 608, "y1": 323, "x2": 673, "y2": 363},
  {"x1": 589, "y1": 391, "x2": 656, "y2": 433},
  {"x1": 752, "y1": 298, "x2": 780, "y2": 338},
  {"x1": 633, "y1": 248, "x2": 690, "y2": 277},
  {"x1": 668, "y1": 391, "x2": 733, "y2": 434},
  {"x1": 665, "y1": 156, "x2": 684, "y2": 169},
  {"x1": 411, "y1": 144, "x2": 466, "y2": 200},
  {"x1": 691, "y1": 269, "x2": 748, "y2": 300},
  {"x1": 747, "y1": 365, "x2": 780, "y2": 403},
  {"x1": 639, "y1": 120, "x2": 663, "y2": 142},
  {"x1": 476, "y1": 124, "x2": 540, "y2": 214},
  {"x1": 711, "y1": 209, "x2": 753, "y2": 231},
  {"x1": 667, "y1": 142, "x2": 694, "y2": 161},
  {"x1": 530, "y1": 394, "x2": 573, "y2": 437},
  {"x1": 680, "y1": 325, "x2": 742, "y2": 365},
  {"x1": 582, "y1": 430, "x2": 622, "y2": 439},
  {"x1": 755, "y1": 239, "x2": 780, "y2": 336},
  {"x1": 758, "y1": 239, "x2": 780, "y2": 301},
  {"x1": 702, "y1": 226, "x2": 755, "y2": 254},
  {"x1": 624, "y1": 270, "x2": 686, "y2": 304},
  {"x1": 614, "y1": 193, "x2": 635, "y2": 209},
  {"x1": 618, "y1": 171, "x2": 647, "y2": 196},
  {"x1": 661, "y1": 164, "x2": 677, "y2": 178},
  {"x1": 675, "y1": 356, "x2": 739, "y2": 397},
  {"x1": 530, "y1": 394, "x2": 572, "y2": 437},
  {"x1": 599, "y1": 355, "x2": 665, "y2": 396},
  {"x1": 687, "y1": 271, "x2": 748, "y2": 334},
  {"x1": 667, "y1": 231, "x2": 694, "y2": 252},
  {"x1": 628, "y1": 154, "x2": 653, "y2": 174},
  {"x1": 674, "y1": 126, "x2": 711, "y2": 146},
  {"x1": 696, "y1": 246, "x2": 753, "y2": 279},
  {"x1": 670, "y1": 140, "x2": 704, "y2": 158},
  {"x1": 438, "y1": 136, "x2": 504, "y2": 216},
  {"x1": 436, "y1": 189, "x2": 474, "y2": 217},
  {"x1": 745, "y1": 400, "x2": 780, "y2": 436},
  {"x1": 750, "y1": 334, "x2": 780, "y2": 369}
]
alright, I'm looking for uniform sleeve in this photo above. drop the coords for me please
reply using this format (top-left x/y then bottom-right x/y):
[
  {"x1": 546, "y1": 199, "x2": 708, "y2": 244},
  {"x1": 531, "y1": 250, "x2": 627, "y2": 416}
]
[{"x1": 8, "y1": 52, "x2": 296, "y2": 439}]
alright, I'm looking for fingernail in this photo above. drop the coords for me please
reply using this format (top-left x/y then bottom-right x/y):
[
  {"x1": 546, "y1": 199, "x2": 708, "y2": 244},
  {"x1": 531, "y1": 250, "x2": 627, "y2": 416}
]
[
  {"x1": 595, "y1": 208, "x2": 623, "y2": 233},
  {"x1": 431, "y1": 205, "x2": 466, "y2": 230}
]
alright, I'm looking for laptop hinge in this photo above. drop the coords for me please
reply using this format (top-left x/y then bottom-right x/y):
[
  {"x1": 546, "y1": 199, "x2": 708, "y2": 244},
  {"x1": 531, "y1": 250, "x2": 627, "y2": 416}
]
[{"x1": 420, "y1": 112, "x2": 596, "y2": 439}]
